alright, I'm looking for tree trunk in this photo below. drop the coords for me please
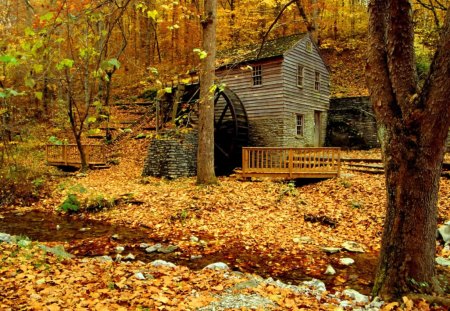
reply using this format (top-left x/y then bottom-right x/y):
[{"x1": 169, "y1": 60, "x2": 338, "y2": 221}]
[
  {"x1": 366, "y1": 0, "x2": 450, "y2": 299},
  {"x1": 197, "y1": 0, "x2": 217, "y2": 185}
]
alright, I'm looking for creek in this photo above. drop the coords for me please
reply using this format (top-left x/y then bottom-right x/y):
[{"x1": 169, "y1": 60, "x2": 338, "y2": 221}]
[{"x1": 0, "y1": 209, "x2": 376, "y2": 294}]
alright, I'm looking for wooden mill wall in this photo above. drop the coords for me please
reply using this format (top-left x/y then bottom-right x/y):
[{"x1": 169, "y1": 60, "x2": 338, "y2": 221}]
[
  {"x1": 281, "y1": 34, "x2": 330, "y2": 147},
  {"x1": 216, "y1": 58, "x2": 286, "y2": 147}
]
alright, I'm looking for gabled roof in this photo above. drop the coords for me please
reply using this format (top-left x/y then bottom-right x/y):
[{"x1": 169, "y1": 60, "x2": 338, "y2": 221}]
[{"x1": 216, "y1": 33, "x2": 307, "y2": 68}]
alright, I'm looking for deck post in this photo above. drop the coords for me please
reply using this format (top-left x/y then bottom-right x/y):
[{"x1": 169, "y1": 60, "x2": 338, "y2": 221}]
[
  {"x1": 242, "y1": 148, "x2": 248, "y2": 177},
  {"x1": 337, "y1": 148, "x2": 341, "y2": 177},
  {"x1": 288, "y1": 148, "x2": 293, "y2": 178},
  {"x1": 63, "y1": 145, "x2": 67, "y2": 165}
]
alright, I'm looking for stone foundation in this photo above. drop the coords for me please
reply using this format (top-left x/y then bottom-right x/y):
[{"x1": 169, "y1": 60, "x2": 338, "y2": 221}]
[{"x1": 142, "y1": 130, "x2": 197, "y2": 179}]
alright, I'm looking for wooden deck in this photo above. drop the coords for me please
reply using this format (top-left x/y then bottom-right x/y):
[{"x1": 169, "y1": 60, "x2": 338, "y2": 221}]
[
  {"x1": 242, "y1": 147, "x2": 341, "y2": 179},
  {"x1": 46, "y1": 144, "x2": 106, "y2": 166}
]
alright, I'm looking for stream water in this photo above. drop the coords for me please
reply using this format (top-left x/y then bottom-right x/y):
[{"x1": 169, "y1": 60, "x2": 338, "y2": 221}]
[{"x1": 0, "y1": 209, "x2": 377, "y2": 294}]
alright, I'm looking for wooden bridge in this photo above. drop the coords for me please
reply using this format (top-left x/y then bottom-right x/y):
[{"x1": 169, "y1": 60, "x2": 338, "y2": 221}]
[
  {"x1": 46, "y1": 144, "x2": 106, "y2": 166},
  {"x1": 241, "y1": 147, "x2": 341, "y2": 179}
]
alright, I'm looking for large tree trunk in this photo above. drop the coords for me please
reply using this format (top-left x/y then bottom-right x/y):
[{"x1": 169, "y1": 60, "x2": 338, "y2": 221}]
[
  {"x1": 366, "y1": 0, "x2": 450, "y2": 299},
  {"x1": 197, "y1": 0, "x2": 217, "y2": 185}
]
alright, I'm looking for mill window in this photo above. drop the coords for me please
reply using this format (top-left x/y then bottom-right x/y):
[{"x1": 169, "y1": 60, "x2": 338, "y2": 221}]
[
  {"x1": 296, "y1": 114, "x2": 304, "y2": 136},
  {"x1": 252, "y1": 65, "x2": 262, "y2": 86}
]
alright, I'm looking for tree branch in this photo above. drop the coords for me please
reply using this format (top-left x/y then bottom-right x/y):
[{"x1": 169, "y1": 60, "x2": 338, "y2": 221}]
[
  {"x1": 365, "y1": 0, "x2": 397, "y2": 125},
  {"x1": 257, "y1": 0, "x2": 309, "y2": 59},
  {"x1": 419, "y1": 8, "x2": 450, "y2": 142},
  {"x1": 386, "y1": 0, "x2": 418, "y2": 114}
]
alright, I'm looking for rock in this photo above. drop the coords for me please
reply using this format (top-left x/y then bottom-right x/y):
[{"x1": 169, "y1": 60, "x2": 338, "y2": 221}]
[
  {"x1": 39, "y1": 245, "x2": 74, "y2": 259},
  {"x1": 342, "y1": 289, "x2": 369, "y2": 303},
  {"x1": 79, "y1": 227, "x2": 91, "y2": 232},
  {"x1": 339, "y1": 301, "x2": 351, "y2": 308},
  {"x1": 199, "y1": 293, "x2": 274, "y2": 310},
  {"x1": 204, "y1": 262, "x2": 230, "y2": 270},
  {"x1": 76, "y1": 173, "x2": 87, "y2": 178},
  {"x1": 445, "y1": 242, "x2": 450, "y2": 251},
  {"x1": 95, "y1": 255, "x2": 113, "y2": 262},
  {"x1": 199, "y1": 240, "x2": 208, "y2": 247},
  {"x1": 302, "y1": 279, "x2": 326, "y2": 292},
  {"x1": 233, "y1": 279, "x2": 262, "y2": 290},
  {"x1": 190, "y1": 236, "x2": 199, "y2": 242},
  {"x1": 190, "y1": 255, "x2": 203, "y2": 260},
  {"x1": 367, "y1": 297, "x2": 384, "y2": 308},
  {"x1": 293, "y1": 236, "x2": 314, "y2": 244},
  {"x1": 342, "y1": 241, "x2": 365, "y2": 253},
  {"x1": 111, "y1": 234, "x2": 120, "y2": 240},
  {"x1": 115, "y1": 254, "x2": 123, "y2": 262},
  {"x1": 339, "y1": 258, "x2": 355, "y2": 266},
  {"x1": 436, "y1": 257, "x2": 450, "y2": 266},
  {"x1": 158, "y1": 245, "x2": 179, "y2": 254},
  {"x1": 145, "y1": 243, "x2": 162, "y2": 253},
  {"x1": 324, "y1": 265, "x2": 336, "y2": 275},
  {"x1": 115, "y1": 246, "x2": 125, "y2": 253},
  {"x1": 0, "y1": 233, "x2": 14, "y2": 243},
  {"x1": 322, "y1": 247, "x2": 342, "y2": 254},
  {"x1": 340, "y1": 173, "x2": 355, "y2": 178},
  {"x1": 438, "y1": 223, "x2": 450, "y2": 242},
  {"x1": 140, "y1": 243, "x2": 150, "y2": 249},
  {"x1": 124, "y1": 253, "x2": 135, "y2": 260},
  {"x1": 134, "y1": 272, "x2": 146, "y2": 280},
  {"x1": 30, "y1": 293, "x2": 42, "y2": 300},
  {"x1": 150, "y1": 260, "x2": 176, "y2": 268}
]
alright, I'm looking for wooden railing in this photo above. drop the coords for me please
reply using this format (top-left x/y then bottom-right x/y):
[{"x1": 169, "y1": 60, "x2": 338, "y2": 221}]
[
  {"x1": 242, "y1": 147, "x2": 341, "y2": 179},
  {"x1": 46, "y1": 144, "x2": 106, "y2": 166}
]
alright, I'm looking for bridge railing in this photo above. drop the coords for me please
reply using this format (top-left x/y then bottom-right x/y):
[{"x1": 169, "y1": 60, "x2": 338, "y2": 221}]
[
  {"x1": 242, "y1": 147, "x2": 341, "y2": 179},
  {"x1": 46, "y1": 144, "x2": 106, "y2": 166}
]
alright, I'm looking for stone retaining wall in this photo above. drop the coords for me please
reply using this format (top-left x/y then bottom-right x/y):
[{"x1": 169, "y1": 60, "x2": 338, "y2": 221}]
[
  {"x1": 326, "y1": 96, "x2": 379, "y2": 149},
  {"x1": 142, "y1": 130, "x2": 198, "y2": 179}
]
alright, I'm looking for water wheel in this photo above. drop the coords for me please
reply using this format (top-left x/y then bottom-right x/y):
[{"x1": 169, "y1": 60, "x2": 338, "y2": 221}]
[
  {"x1": 176, "y1": 84, "x2": 249, "y2": 174},
  {"x1": 213, "y1": 87, "x2": 249, "y2": 174}
]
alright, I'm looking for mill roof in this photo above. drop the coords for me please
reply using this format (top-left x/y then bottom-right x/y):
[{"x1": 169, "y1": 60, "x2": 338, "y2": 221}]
[{"x1": 216, "y1": 33, "x2": 307, "y2": 68}]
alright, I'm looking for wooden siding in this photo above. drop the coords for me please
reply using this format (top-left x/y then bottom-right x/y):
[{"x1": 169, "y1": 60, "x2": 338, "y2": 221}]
[
  {"x1": 216, "y1": 58, "x2": 284, "y2": 119},
  {"x1": 281, "y1": 34, "x2": 330, "y2": 146},
  {"x1": 282, "y1": 34, "x2": 330, "y2": 115}
]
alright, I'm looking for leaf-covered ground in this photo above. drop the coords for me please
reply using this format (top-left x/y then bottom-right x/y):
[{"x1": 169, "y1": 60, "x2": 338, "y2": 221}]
[{"x1": 1, "y1": 138, "x2": 449, "y2": 310}]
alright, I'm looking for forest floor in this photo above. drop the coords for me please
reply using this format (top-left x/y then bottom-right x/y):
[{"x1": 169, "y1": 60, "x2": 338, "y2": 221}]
[{"x1": 1, "y1": 137, "x2": 449, "y2": 310}]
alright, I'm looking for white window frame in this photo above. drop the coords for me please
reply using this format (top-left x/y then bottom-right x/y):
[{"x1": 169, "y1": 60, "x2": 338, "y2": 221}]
[
  {"x1": 314, "y1": 71, "x2": 321, "y2": 91},
  {"x1": 296, "y1": 114, "x2": 304, "y2": 136},
  {"x1": 252, "y1": 65, "x2": 262, "y2": 86},
  {"x1": 297, "y1": 65, "x2": 304, "y2": 88}
]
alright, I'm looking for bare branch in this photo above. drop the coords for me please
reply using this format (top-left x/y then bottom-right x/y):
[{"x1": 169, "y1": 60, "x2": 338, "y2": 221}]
[{"x1": 257, "y1": 0, "x2": 314, "y2": 59}]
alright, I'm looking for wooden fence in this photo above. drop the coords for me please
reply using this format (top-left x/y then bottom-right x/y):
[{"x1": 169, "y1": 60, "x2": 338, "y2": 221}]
[
  {"x1": 242, "y1": 147, "x2": 341, "y2": 179},
  {"x1": 46, "y1": 144, "x2": 106, "y2": 166}
]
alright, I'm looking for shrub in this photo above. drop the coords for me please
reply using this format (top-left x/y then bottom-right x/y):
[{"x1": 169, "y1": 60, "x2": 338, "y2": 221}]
[{"x1": 58, "y1": 194, "x2": 81, "y2": 213}]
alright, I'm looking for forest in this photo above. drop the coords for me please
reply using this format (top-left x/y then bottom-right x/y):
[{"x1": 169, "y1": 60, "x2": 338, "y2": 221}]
[{"x1": 0, "y1": 0, "x2": 450, "y2": 310}]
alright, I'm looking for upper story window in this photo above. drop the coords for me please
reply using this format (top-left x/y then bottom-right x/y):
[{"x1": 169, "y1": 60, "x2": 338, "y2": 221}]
[
  {"x1": 314, "y1": 71, "x2": 321, "y2": 91},
  {"x1": 297, "y1": 65, "x2": 304, "y2": 88},
  {"x1": 296, "y1": 114, "x2": 304, "y2": 136},
  {"x1": 306, "y1": 41, "x2": 312, "y2": 52},
  {"x1": 252, "y1": 65, "x2": 262, "y2": 86}
]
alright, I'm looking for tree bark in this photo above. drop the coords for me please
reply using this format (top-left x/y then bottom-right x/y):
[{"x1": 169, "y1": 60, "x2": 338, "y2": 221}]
[
  {"x1": 366, "y1": 0, "x2": 450, "y2": 299},
  {"x1": 197, "y1": 0, "x2": 218, "y2": 185}
]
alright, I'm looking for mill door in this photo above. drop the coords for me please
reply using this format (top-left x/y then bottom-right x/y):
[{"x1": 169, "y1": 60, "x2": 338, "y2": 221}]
[{"x1": 314, "y1": 111, "x2": 322, "y2": 147}]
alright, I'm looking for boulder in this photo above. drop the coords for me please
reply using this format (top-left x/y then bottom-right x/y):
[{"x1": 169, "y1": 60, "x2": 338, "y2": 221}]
[
  {"x1": 342, "y1": 289, "x2": 369, "y2": 303},
  {"x1": 150, "y1": 260, "x2": 176, "y2": 268},
  {"x1": 339, "y1": 258, "x2": 355, "y2": 266},
  {"x1": 204, "y1": 262, "x2": 230, "y2": 270},
  {"x1": 324, "y1": 265, "x2": 336, "y2": 275},
  {"x1": 438, "y1": 223, "x2": 450, "y2": 242},
  {"x1": 342, "y1": 241, "x2": 365, "y2": 253}
]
